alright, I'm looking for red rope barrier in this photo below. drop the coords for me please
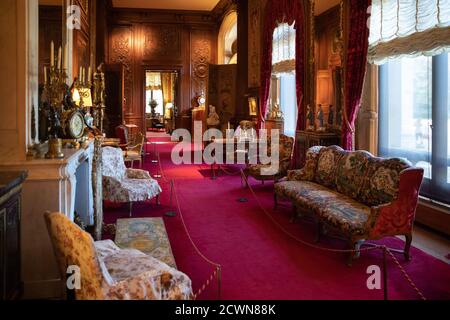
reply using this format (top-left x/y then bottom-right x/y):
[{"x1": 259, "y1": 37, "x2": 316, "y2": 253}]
[
  {"x1": 240, "y1": 169, "x2": 427, "y2": 300},
  {"x1": 155, "y1": 151, "x2": 222, "y2": 300}
]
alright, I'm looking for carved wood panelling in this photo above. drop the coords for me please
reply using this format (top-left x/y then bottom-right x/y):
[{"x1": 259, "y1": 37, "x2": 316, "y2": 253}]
[
  {"x1": 143, "y1": 24, "x2": 182, "y2": 60},
  {"x1": 248, "y1": 0, "x2": 265, "y2": 88},
  {"x1": 108, "y1": 10, "x2": 216, "y2": 133},
  {"x1": 109, "y1": 26, "x2": 133, "y2": 115},
  {"x1": 191, "y1": 30, "x2": 213, "y2": 98}
]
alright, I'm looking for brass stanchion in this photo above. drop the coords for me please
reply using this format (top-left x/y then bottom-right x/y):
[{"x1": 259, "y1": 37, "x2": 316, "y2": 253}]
[{"x1": 164, "y1": 179, "x2": 176, "y2": 217}]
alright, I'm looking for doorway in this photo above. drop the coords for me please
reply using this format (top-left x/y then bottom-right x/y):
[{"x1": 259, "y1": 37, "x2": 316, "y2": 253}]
[{"x1": 144, "y1": 70, "x2": 179, "y2": 134}]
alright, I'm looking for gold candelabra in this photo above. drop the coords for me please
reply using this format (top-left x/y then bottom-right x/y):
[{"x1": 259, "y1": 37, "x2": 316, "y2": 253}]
[
  {"x1": 43, "y1": 65, "x2": 68, "y2": 159},
  {"x1": 92, "y1": 64, "x2": 106, "y2": 133}
]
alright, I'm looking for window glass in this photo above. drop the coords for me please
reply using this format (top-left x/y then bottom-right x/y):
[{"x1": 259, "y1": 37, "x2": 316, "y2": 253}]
[
  {"x1": 379, "y1": 56, "x2": 432, "y2": 178},
  {"x1": 280, "y1": 73, "x2": 297, "y2": 137},
  {"x1": 145, "y1": 89, "x2": 164, "y2": 115},
  {"x1": 448, "y1": 53, "x2": 450, "y2": 184},
  {"x1": 379, "y1": 53, "x2": 450, "y2": 204}
]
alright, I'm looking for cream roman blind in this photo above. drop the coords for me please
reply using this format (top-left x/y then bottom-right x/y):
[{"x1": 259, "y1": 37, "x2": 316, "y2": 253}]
[
  {"x1": 368, "y1": 0, "x2": 450, "y2": 64},
  {"x1": 272, "y1": 22, "x2": 296, "y2": 73}
]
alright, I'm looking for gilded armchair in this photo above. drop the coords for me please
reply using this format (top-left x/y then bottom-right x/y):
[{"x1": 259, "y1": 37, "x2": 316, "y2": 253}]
[
  {"x1": 44, "y1": 212, "x2": 192, "y2": 300},
  {"x1": 243, "y1": 134, "x2": 294, "y2": 186},
  {"x1": 102, "y1": 146, "x2": 161, "y2": 216},
  {"x1": 124, "y1": 132, "x2": 145, "y2": 168}
]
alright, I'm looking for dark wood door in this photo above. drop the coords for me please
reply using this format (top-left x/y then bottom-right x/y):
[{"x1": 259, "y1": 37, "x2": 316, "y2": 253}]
[{"x1": 104, "y1": 64, "x2": 125, "y2": 137}]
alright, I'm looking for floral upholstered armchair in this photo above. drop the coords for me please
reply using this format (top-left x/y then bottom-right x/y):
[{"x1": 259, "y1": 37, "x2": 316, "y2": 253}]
[
  {"x1": 102, "y1": 146, "x2": 161, "y2": 216},
  {"x1": 243, "y1": 134, "x2": 294, "y2": 186},
  {"x1": 44, "y1": 212, "x2": 192, "y2": 300}
]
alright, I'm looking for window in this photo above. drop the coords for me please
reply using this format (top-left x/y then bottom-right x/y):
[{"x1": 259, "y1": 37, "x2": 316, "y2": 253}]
[
  {"x1": 379, "y1": 53, "x2": 450, "y2": 204},
  {"x1": 270, "y1": 22, "x2": 297, "y2": 137},
  {"x1": 145, "y1": 89, "x2": 163, "y2": 115}
]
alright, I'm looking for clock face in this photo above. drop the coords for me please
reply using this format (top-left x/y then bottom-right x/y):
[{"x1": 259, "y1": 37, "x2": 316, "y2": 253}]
[
  {"x1": 68, "y1": 111, "x2": 85, "y2": 139},
  {"x1": 198, "y1": 96, "x2": 206, "y2": 105}
]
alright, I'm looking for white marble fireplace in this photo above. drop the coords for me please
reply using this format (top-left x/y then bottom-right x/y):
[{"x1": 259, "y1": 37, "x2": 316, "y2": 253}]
[{"x1": 0, "y1": 140, "x2": 94, "y2": 299}]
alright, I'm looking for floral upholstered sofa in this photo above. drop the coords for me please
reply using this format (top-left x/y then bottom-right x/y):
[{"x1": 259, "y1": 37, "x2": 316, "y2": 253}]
[{"x1": 274, "y1": 145, "x2": 424, "y2": 265}]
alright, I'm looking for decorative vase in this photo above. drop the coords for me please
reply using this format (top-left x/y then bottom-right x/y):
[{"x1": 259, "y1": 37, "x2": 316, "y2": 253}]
[{"x1": 149, "y1": 100, "x2": 158, "y2": 117}]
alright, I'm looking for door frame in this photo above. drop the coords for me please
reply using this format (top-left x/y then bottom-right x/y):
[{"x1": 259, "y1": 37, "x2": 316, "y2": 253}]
[{"x1": 141, "y1": 64, "x2": 183, "y2": 133}]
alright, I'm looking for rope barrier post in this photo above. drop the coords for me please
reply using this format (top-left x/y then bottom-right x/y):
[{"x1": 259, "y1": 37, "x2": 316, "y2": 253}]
[
  {"x1": 153, "y1": 152, "x2": 162, "y2": 179},
  {"x1": 383, "y1": 246, "x2": 388, "y2": 301},
  {"x1": 152, "y1": 141, "x2": 158, "y2": 164},
  {"x1": 165, "y1": 179, "x2": 177, "y2": 217},
  {"x1": 217, "y1": 266, "x2": 222, "y2": 301}
]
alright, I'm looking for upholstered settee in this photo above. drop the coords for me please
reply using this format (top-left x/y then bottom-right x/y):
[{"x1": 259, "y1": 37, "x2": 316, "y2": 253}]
[{"x1": 274, "y1": 145, "x2": 424, "y2": 265}]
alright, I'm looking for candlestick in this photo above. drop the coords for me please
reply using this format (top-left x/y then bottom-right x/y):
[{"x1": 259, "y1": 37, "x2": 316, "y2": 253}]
[
  {"x1": 88, "y1": 67, "x2": 91, "y2": 84},
  {"x1": 57, "y1": 46, "x2": 62, "y2": 70},
  {"x1": 63, "y1": 44, "x2": 68, "y2": 70},
  {"x1": 50, "y1": 41, "x2": 54, "y2": 68}
]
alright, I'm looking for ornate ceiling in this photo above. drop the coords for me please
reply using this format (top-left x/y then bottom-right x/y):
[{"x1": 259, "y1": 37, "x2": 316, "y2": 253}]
[
  {"x1": 111, "y1": 0, "x2": 221, "y2": 11},
  {"x1": 315, "y1": 0, "x2": 342, "y2": 15}
]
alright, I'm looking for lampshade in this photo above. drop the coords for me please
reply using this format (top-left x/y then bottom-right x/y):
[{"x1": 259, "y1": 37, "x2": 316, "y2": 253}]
[
  {"x1": 72, "y1": 88, "x2": 81, "y2": 105},
  {"x1": 72, "y1": 87, "x2": 93, "y2": 107}
]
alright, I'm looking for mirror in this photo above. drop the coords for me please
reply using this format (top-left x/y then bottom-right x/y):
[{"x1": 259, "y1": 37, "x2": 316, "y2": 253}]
[
  {"x1": 311, "y1": 0, "x2": 344, "y2": 133},
  {"x1": 38, "y1": 0, "x2": 64, "y2": 85},
  {"x1": 38, "y1": 0, "x2": 65, "y2": 143}
]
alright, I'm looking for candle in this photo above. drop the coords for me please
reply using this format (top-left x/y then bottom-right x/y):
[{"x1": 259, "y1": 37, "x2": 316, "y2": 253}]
[
  {"x1": 50, "y1": 41, "x2": 54, "y2": 68},
  {"x1": 228, "y1": 122, "x2": 231, "y2": 130},
  {"x1": 88, "y1": 67, "x2": 91, "y2": 84},
  {"x1": 57, "y1": 46, "x2": 62, "y2": 70},
  {"x1": 79, "y1": 67, "x2": 83, "y2": 83},
  {"x1": 63, "y1": 44, "x2": 68, "y2": 70},
  {"x1": 44, "y1": 66, "x2": 47, "y2": 84}
]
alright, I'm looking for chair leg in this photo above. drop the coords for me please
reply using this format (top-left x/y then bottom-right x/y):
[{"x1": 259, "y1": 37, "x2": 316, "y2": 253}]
[
  {"x1": 129, "y1": 202, "x2": 133, "y2": 217},
  {"x1": 347, "y1": 239, "x2": 363, "y2": 267},
  {"x1": 404, "y1": 234, "x2": 412, "y2": 261}
]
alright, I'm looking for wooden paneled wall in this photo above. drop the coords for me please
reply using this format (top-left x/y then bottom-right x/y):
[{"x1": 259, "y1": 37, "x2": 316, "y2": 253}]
[
  {"x1": 107, "y1": 9, "x2": 218, "y2": 132},
  {"x1": 38, "y1": 6, "x2": 62, "y2": 85}
]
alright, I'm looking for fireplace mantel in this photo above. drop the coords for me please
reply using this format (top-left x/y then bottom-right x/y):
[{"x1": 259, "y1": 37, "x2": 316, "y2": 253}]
[{"x1": 0, "y1": 140, "x2": 95, "y2": 299}]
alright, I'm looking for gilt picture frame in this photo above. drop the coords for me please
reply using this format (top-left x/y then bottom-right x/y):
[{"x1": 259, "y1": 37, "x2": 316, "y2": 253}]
[{"x1": 248, "y1": 96, "x2": 258, "y2": 116}]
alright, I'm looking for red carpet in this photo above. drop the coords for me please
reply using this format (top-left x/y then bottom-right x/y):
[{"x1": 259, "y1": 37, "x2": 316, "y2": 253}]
[{"x1": 104, "y1": 135, "x2": 450, "y2": 300}]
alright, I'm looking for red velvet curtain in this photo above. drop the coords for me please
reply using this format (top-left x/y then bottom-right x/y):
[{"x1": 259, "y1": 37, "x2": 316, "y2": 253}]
[
  {"x1": 342, "y1": 0, "x2": 371, "y2": 150},
  {"x1": 259, "y1": 0, "x2": 305, "y2": 130}
]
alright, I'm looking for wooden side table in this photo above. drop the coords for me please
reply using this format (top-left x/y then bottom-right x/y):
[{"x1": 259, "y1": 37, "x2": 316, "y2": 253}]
[
  {"x1": 0, "y1": 171, "x2": 27, "y2": 300},
  {"x1": 265, "y1": 119, "x2": 284, "y2": 136},
  {"x1": 295, "y1": 130, "x2": 341, "y2": 168}
]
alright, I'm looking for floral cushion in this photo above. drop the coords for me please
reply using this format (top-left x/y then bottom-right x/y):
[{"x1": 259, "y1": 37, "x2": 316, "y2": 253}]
[
  {"x1": 314, "y1": 146, "x2": 345, "y2": 189},
  {"x1": 102, "y1": 147, "x2": 162, "y2": 203},
  {"x1": 335, "y1": 150, "x2": 372, "y2": 199},
  {"x1": 275, "y1": 181, "x2": 371, "y2": 236},
  {"x1": 44, "y1": 212, "x2": 111, "y2": 300},
  {"x1": 358, "y1": 157, "x2": 411, "y2": 206},
  {"x1": 287, "y1": 146, "x2": 323, "y2": 181},
  {"x1": 246, "y1": 134, "x2": 294, "y2": 179},
  {"x1": 318, "y1": 198, "x2": 371, "y2": 236},
  {"x1": 45, "y1": 213, "x2": 193, "y2": 300},
  {"x1": 275, "y1": 180, "x2": 341, "y2": 212},
  {"x1": 95, "y1": 241, "x2": 192, "y2": 300}
]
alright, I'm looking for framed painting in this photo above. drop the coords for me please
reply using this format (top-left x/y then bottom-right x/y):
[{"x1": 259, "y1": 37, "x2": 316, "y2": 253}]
[{"x1": 248, "y1": 97, "x2": 258, "y2": 116}]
